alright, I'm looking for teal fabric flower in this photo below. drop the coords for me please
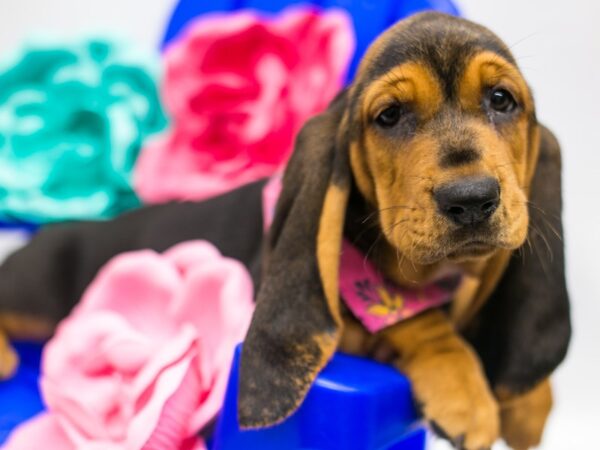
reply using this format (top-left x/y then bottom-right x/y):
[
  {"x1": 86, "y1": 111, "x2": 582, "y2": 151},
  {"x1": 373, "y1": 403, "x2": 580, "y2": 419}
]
[{"x1": 0, "y1": 38, "x2": 167, "y2": 223}]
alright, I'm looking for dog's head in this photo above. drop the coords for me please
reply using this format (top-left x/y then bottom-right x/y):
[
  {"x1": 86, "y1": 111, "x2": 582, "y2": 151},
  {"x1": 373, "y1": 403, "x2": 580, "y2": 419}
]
[
  {"x1": 239, "y1": 12, "x2": 544, "y2": 428},
  {"x1": 349, "y1": 15, "x2": 538, "y2": 264}
]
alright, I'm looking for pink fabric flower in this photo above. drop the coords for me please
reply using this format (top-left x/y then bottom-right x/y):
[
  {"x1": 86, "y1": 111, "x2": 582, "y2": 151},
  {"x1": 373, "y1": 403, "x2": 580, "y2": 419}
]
[
  {"x1": 4, "y1": 241, "x2": 255, "y2": 450},
  {"x1": 134, "y1": 7, "x2": 354, "y2": 202}
]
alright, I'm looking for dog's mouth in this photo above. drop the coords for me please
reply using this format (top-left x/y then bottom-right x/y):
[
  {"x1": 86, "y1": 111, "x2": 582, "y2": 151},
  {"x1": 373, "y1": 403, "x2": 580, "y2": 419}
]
[
  {"x1": 400, "y1": 235, "x2": 500, "y2": 265},
  {"x1": 386, "y1": 208, "x2": 521, "y2": 264},
  {"x1": 440, "y1": 220, "x2": 507, "y2": 260},
  {"x1": 446, "y1": 239, "x2": 496, "y2": 259}
]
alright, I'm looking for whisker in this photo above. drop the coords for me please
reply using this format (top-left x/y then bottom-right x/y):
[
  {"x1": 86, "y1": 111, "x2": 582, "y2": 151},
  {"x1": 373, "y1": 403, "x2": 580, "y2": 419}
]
[
  {"x1": 363, "y1": 232, "x2": 384, "y2": 270},
  {"x1": 394, "y1": 227, "x2": 416, "y2": 283},
  {"x1": 528, "y1": 220, "x2": 554, "y2": 264},
  {"x1": 507, "y1": 32, "x2": 539, "y2": 52},
  {"x1": 514, "y1": 199, "x2": 562, "y2": 241},
  {"x1": 359, "y1": 205, "x2": 417, "y2": 225},
  {"x1": 525, "y1": 200, "x2": 561, "y2": 221},
  {"x1": 351, "y1": 219, "x2": 383, "y2": 247},
  {"x1": 384, "y1": 218, "x2": 411, "y2": 235}
]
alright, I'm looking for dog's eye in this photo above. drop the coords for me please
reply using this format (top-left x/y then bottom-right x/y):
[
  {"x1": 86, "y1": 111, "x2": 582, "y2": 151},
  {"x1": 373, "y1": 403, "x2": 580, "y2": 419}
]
[
  {"x1": 375, "y1": 105, "x2": 401, "y2": 127},
  {"x1": 488, "y1": 88, "x2": 516, "y2": 113}
]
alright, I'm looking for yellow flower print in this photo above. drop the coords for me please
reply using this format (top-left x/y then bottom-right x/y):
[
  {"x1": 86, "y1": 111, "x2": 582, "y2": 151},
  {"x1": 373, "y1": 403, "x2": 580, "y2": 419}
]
[{"x1": 367, "y1": 287, "x2": 404, "y2": 316}]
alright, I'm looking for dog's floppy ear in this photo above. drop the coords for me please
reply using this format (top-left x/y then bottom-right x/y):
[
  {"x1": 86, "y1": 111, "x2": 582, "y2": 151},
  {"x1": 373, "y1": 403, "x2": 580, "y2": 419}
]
[
  {"x1": 466, "y1": 124, "x2": 571, "y2": 393},
  {"x1": 238, "y1": 91, "x2": 351, "y2": 428}
]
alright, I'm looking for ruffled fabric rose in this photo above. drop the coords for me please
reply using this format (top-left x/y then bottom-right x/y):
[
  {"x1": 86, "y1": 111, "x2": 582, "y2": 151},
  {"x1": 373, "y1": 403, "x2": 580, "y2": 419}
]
[
  {"x1": 134, "y1": 7, "x2": 354, "y2": 202},
  {"x1": 4, "y1": 241, "x2": 255, "y2": 449},
  {"x1": 0, "y1": 38, "x2": 167, "y2": 223}
]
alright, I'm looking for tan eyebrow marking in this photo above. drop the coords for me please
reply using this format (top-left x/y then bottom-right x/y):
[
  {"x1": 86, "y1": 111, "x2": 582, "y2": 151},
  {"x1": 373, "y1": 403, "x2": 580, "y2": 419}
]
[
  {"x1": 459, "y1": 51, "x2": 532, "y2": 112},
  {"x1": 361, "y1": 62, "x2": 444, "y2": 122}
]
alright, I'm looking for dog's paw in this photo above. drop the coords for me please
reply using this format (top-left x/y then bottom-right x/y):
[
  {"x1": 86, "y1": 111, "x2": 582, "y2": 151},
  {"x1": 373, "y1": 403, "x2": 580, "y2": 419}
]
[
  {"x1": 0, "y1": 341, "x2": 18, "y2": 379},
  {"x1": 498, "y1": 380, "x2": 552, "y2": 450},
  {"x1": 405, "y1": 350, "x2": 500, "y2": 450}
]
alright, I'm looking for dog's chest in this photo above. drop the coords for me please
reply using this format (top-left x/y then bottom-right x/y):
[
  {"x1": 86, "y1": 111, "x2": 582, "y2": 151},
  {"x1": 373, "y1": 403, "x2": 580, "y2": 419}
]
[{"x1": 377, "y1": 253, "x2": 490, "y2": 329}]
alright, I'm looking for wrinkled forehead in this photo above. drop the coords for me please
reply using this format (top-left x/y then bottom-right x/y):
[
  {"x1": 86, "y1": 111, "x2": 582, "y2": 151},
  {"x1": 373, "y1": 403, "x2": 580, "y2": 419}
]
[{"x1": 353, "y1": 13, "x2": 520, "y2": 104}]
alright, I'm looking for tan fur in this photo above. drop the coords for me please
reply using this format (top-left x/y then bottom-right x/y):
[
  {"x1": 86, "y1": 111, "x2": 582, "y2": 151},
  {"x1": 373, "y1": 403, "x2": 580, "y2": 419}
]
[
  {"x1": 339, "y1": 317, "x2": 371, "y2": 355},
  {"x1": 525, "y1": 125, "x2": 542, "y2": 193},
  {"x1": 450, "y1": 268, "x2": 483, "y2": 322},
  {"x1": 339, "y1": 315, "x2": 396, "y2": 364},
  {"x1": 459, "y1": 51, "x2": 539, "y2": 193},
  {"x1": 361, "y1": 63, "x2": 444, "y2": 121},
  {"x1": 383, "y1": 310, "x2": 500, "y2": 449},
  {"x1": 0, "y1": 330, "x2": 18, "y2": 379},
  {"x1": 350, "y1": 141, "x2": 376, "y2": 205},
  {"x1": 358, "y1": 85, "x2": 531, "y2": 268},
  {"x1": 459, "y1": 52, "x2": 533, "y2": 114},
  {"x1": 497, "y1": 379, "x2": 553, "y2": 449},
  {"x1": 317, "y1": 184, "x2": 350, "y2": 328},
  {"x1": 454, "y1": 249, "x2": 513, "y2": 328}
]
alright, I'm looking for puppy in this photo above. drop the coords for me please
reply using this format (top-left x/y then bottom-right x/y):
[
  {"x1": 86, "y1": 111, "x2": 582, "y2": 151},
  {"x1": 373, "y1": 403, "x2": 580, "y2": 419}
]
[
  {"x1": 0, "y1": 12, "x2": 569, "y2": 450},
  {"x1": 238, "y1": 12, "x2": 570, "y2": 450}
]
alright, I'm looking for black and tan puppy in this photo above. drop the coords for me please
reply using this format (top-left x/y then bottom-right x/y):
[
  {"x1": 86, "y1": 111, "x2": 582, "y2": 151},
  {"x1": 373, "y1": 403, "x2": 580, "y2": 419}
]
[
  {"x1": 239, "y1": 12, "x2": 570, "y2": 450},
  {"x1": 0, "y1": 12, "x2": 569, "y2": 450}
]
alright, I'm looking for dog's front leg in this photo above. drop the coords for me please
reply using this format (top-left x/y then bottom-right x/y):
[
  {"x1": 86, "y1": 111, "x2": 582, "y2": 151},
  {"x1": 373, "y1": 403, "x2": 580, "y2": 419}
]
[
  {"x1": 383, "y1": 309, "x2": 499, "y2": 450},
  {"x1": 496, "y1": 379, "x2": 553, "y2": 450}
]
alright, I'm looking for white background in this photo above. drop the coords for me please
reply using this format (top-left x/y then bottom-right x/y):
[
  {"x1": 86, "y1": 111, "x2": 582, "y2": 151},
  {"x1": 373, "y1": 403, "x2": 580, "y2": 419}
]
[{"x1": 1, "y1": 1, "x2": 599, "y2": 448}]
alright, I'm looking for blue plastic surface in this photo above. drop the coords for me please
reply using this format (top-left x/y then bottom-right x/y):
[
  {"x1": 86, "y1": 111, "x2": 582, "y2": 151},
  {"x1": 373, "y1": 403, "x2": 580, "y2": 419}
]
[
  {"x1": 211, "y1": 345, "x2": 426, "y2": 450},
  {"x1": 0, "y1": 341, "x2": 45, "y2": 445},
  {"x1": 162, "y1": 0, "x2": 460, "y2": 81}
]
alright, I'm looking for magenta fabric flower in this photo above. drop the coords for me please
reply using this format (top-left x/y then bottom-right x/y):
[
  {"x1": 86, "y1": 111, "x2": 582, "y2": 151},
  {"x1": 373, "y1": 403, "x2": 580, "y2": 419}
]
[
  {"x1": 134, "y1": 7, "x2": 354, "y2": 202},
  {"x1": 4, "y1": 241, "x2": 255, "y2": 450}
]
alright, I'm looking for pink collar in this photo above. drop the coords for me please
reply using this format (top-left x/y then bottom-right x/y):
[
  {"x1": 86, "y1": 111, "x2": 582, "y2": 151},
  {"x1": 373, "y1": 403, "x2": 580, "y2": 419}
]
[{"x1": 262, "y1": 176, "x2": 459, "y2": 333}]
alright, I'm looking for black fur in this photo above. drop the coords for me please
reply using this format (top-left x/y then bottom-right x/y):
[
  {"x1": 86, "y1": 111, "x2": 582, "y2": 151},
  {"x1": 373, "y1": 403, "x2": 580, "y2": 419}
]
[
  {"x1": 440, "y1": 147, "x2": 480, "y2": 168},
  {"x1": 0, "y1": 180, "x2": 266, "y2": 323}
]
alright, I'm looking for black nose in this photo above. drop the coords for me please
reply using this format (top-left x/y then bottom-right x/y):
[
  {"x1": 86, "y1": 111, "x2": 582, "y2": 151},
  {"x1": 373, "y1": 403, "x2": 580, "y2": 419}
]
[{"x1": 434, "y1": 177, "x2": 500, "y2": 226}]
